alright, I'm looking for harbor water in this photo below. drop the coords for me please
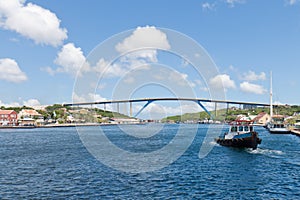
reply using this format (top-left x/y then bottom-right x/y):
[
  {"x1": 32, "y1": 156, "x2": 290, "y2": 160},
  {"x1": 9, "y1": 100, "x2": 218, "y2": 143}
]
[{"x1": 0, "y1": 124, "x2": 299, "y2": 199}]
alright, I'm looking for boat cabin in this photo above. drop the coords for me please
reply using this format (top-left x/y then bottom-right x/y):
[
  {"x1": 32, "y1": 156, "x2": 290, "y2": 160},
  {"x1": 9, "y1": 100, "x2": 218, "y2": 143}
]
[
  {"x1": 294, "y1": 122, "x2": 300, "y2": 130},
  {"x1": 270, "y1": 123, "x2": 286, "y2": 129},
  {"x1": 224, "y1": 121, "x2": 254, "y2": 139}
]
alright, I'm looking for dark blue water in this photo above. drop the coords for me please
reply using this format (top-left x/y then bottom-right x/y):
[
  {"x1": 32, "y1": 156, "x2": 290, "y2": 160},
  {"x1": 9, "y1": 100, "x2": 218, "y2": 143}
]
[{"x1": 0, "y1": 124, "x2": 299, "y2": 199}]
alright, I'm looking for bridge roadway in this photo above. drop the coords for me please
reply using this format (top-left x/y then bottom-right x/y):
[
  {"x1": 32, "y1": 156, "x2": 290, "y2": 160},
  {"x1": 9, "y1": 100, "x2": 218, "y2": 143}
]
[
  {"x1": 63, "y1": 98, "x2": 270, "y2": 107},
  {"x1": 63, "y1": 98, "x2": 271, "y2": 118}
]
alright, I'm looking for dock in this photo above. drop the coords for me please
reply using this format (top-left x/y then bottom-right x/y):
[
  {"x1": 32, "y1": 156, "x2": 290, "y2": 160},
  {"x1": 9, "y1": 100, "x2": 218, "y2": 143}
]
[{"x1": 291, "y1": 129, "x2": 300, "y2": 137}]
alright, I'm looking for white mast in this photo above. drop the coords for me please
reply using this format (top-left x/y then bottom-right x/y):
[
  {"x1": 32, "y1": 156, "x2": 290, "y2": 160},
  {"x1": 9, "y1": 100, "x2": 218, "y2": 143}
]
[{"x1": 270, "y1": 71, "x2": 273, "y2": 118}]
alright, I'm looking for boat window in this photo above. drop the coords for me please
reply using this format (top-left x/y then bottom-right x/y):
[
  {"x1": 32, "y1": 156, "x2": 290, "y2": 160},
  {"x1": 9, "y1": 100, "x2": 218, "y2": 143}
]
[
  {"x1": 250, "y1": 126, "x2": 254, "y2": 132},
  {"x1": 244, "y1": 126, "x2": 249, "y2": 131},
  {"x1": 239, "y1": 126, "x2": 243, "y2": 132},
  {"x1": 231, "y1": 126, "x2": 237, "y2": 132}
]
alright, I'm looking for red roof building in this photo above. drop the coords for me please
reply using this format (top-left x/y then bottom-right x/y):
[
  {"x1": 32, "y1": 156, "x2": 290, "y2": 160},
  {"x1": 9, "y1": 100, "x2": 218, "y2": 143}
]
[
  {"x1": 0, "y1": 110, "x2": 18, "y2": 126},
  {"x1": 253, "y1": 112, "x2": 270, "y2": 125}
]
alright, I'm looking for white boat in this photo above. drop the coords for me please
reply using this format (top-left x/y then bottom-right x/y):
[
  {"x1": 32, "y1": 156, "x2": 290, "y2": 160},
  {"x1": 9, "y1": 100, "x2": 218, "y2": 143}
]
[
  {"x1": 268, "y1": 115, "x2": 290, "y2": 134},
  {"x1": 291, "y1": 122, "x2": 300, "y2": 137},
  {"x1": 267, "y1": 73, "x2": 290, "y2": 134}
]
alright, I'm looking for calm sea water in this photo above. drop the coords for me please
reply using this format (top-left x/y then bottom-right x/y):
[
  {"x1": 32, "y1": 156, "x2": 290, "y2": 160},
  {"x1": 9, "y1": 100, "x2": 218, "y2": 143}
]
[{"x1": 0, "y1": 124, "x2": 299, "y2": 199}]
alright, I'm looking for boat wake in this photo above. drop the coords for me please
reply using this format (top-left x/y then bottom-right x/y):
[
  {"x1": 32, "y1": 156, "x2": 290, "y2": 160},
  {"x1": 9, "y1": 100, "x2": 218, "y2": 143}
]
[{"x1": 246, "y1": 148, "x2": 285, "y2": 158}]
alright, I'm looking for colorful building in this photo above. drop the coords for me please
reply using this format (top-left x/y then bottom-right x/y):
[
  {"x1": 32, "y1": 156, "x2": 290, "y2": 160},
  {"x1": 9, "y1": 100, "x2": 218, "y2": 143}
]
[
  {"x1": 253, "y1": 112, "x2": 270, "y2": 126},
  {"x1": 0, "y1": 110, "x2": 18, "y2": 126}
]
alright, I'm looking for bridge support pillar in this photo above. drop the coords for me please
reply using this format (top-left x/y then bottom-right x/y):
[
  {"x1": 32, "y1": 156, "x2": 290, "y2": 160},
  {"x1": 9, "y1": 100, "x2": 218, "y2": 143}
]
[
  {"x1": 130, "y1": 102, "x2": 133, "y2": 117},
  {"x1": 226, "y1": 103, "x2": 229, "y2": 117},
  {"x1": 197, "y1": 101, "x2": 213, "y2": 120},
  {"x1": 134, "y1": 100, "x2": 154, "y2": 118},
  {"x1": 215, "y1": 102, "x2": 217, "y2": 118}
]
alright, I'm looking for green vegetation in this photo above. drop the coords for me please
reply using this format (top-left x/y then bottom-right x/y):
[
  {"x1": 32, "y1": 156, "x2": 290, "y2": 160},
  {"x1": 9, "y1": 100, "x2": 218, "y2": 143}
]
[
  {"x1": 162, "y1": 105, "x2": 300, "y2": 123},
  {"x1": 1, "y1": 104, "x2": 133, "y2": 123},
  {"x1": 1, "y1": 105, "x2": 34, "y2": 113}
]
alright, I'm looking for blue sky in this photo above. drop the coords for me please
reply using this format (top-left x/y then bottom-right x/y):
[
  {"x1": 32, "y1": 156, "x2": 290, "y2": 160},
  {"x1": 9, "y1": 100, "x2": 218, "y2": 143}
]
[{"x1": 0, "y1": 0, "x2": 300, "y2": 118}]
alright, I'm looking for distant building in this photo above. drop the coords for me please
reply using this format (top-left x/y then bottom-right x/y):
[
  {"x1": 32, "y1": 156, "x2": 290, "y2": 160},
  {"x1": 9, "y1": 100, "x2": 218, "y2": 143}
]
[
  {"x1": 253, "y1": 112, "x2": 270, "y2": 125},
  {"x1": 110, "y1": 118, "x2": 141, "y2": 124},
  {"x1": 18, "y1": 109, "x2": 43, "y2": 119},
  {"x1": 69, "y1": 109, "x2": 88, "y2": 115},
  {"x1": 18, "y1": 109, "x2": 44, "y2": 126},
  {"x1": 243, "y1": 105, "x2": 258, "y2": 110},
  {"x1": 236, "y1": 115, "x2": 251, "y2": 121},
  {"x1": 293, "y1": 112, "x2": 300, "y2": 116},
  {"x1": 0, "y1": 110, "x2": 18, "y2": 126},
  {"x1": 18, "y1": 118, "x2": 35, "y2": 126}
]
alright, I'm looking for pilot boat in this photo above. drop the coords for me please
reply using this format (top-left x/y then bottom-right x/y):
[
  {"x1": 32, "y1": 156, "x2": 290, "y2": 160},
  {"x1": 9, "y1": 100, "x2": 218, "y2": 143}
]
[{"x1": 215, "y1": 120, "x2": 262, "y2": 150}]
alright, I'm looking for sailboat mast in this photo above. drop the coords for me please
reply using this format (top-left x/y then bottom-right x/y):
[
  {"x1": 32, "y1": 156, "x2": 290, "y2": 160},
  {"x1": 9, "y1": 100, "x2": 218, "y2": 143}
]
[{"x1": 270, "y1": 71, "x2": 273, "y2": 118}]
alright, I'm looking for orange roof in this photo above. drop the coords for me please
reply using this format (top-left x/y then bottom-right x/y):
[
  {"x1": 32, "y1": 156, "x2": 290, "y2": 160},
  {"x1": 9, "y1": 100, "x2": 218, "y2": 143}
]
[
  {"x1": 21, "y1": 109, "x2": 41, "y2": 116},
  {"x1": 0, "y1": 110, "x2": 16, "y2": 114}
]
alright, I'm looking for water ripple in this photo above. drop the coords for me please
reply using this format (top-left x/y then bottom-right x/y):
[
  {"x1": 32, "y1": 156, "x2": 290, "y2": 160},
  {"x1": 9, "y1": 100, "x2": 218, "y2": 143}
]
[{"x1": 0, "y1": 125, "x2": 299, "y2": 199}]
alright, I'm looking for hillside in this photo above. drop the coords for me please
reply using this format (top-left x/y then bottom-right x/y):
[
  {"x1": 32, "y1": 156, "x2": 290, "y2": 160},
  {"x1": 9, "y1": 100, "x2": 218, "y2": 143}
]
[
  {"x1": 162, "y1": 105, "x2": 300, "y2": 122},
  {"x1": 1, "y1": 104, "x2": 133, "y2": 124}
]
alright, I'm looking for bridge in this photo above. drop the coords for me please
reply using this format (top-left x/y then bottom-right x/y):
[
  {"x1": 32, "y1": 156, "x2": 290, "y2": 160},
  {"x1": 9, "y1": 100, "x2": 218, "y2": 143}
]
[{"x1": 63, "y1": 98, "x2": 272, "y2": 119}]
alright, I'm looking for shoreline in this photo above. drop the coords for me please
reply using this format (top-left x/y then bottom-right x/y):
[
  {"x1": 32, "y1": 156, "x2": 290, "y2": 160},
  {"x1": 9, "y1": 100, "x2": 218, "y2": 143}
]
[{"x1": 0, "y1": 122, "x2": 147, "y2": 129}]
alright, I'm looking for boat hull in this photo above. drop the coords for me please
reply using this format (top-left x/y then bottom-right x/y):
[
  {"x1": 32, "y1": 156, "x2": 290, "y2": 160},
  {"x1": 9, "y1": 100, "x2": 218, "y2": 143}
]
[
  {"x1": 215, "y1": 132, "x2": 261, "y2": 150},
  {"x1": 269, "y1": 128, "x2": 290, "y2": 134}
]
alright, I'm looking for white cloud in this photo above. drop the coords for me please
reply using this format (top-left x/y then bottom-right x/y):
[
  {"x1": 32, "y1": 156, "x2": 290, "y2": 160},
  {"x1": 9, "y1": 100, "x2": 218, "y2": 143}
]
[
  {"x1": 55, "y1": 43, "x2": 87, "y2": 75},
  {"x1": 169, "y1": 71, "x2": 195, "y2": 87},
  {"x1": 133, "y1": 102, "x2": 200, "y2": 119},
  {"x1": 23, "y1": 99, "x2": 41, "y2": 107},
  {"x1": 209, "y1": 74, "x2": 236, "y2": 90},
  {"x1": 72, "y1": 92, "x2": 112, "y2": 110},
  {"x1": 242, "y1": 70, "x2": 266, "y2": 81},
  {"x1": 287, "y1": 0, "x2": 299, "y2": 5},
  {"x1": 88, "y1": 93, "x2": 108, "y2": 102},
  {"x1": 44, "y1": 43, "x2": 88, "y2": 76},
  {"x1": 0, "y1": 58, "x2": 27, "y2": 83},
  {"x1": 151, "y1": 70, "x2": 195, "y2": 88},
  {"x1": 132, "y1": 101, "x2": 219, "y2": 119},
  {"x1": 72, "y1": 92, "x2": 108, "y2": 104},
  {"x1": 94, "y1": 26, "x2": 171, "y2": 78},
  {"x1": 0, "y1": 100, "x2": 20, "y2": 107},
  {"x1": 116, "y1": 26, "x2": 170, "y2": 53},
  {"x1": 94, "y1": 58, "x2": 126, "y2": 78},
  {"x1": 123, "y1": 76, "x2": 135, "y2": 84},
  {"x1": 225, "y1": 0, "x2": 245, "y2": 7},
  {"x1": 41, "y1": 66, "x2": 56, "y2": 76},
  {"x1": 121, "y1": 50, "x2": 159, "y2": 63},
  {"x1": 229, "y1": 65, "x2": 236, "y2": 71},
  {"x1": 98, "y1": 83, "x2": 107, "y2": 90},
  {"x1": 202, "y1": 2, "x2": 215, "y2": 10},
  {"x1": 0, "y1": 0, "x2": 67, "y2": 46},
  {"x1": 72, "y1": 92, "x2": 86, "y2": 103},
  {"x1": 115, "y1": 26, "x2": 170, "y2": 70},
  {"x1": 240, "y1": 81, "x2": 267, "y2": 94},
  {"x1": 0, "y1": 98, "x2": 41, "y2": 108}
]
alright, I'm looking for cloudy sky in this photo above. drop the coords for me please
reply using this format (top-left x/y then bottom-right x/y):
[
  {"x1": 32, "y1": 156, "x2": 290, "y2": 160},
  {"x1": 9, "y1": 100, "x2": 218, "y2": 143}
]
[{"x1": 1, "y1": 0, "x2": 300, "y2": 118}]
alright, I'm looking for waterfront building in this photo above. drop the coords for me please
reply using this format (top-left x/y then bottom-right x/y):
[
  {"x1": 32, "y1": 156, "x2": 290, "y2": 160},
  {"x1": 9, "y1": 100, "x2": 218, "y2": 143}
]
[
  {"x1": 18, "y1": 109, "x2": 43, "y2": 119},
  {"x1": 110, "y1": 118, "x2": 141, "y2": 124},
  {"x1": 253, "y1": 112, "x2": 270, "y2": 126},
  {"x1": 18, "y1": 109, "x2": 44, "y2": 126},
  {"x1": 0, "y1": 110, "x2": 18, "y2": 126}
]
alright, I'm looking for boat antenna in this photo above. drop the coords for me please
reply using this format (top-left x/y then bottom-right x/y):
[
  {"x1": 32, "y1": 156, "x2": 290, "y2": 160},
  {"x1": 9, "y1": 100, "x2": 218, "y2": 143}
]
[{"x1": 270, "y1": 71, "x2": 273, "y2": 118}]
